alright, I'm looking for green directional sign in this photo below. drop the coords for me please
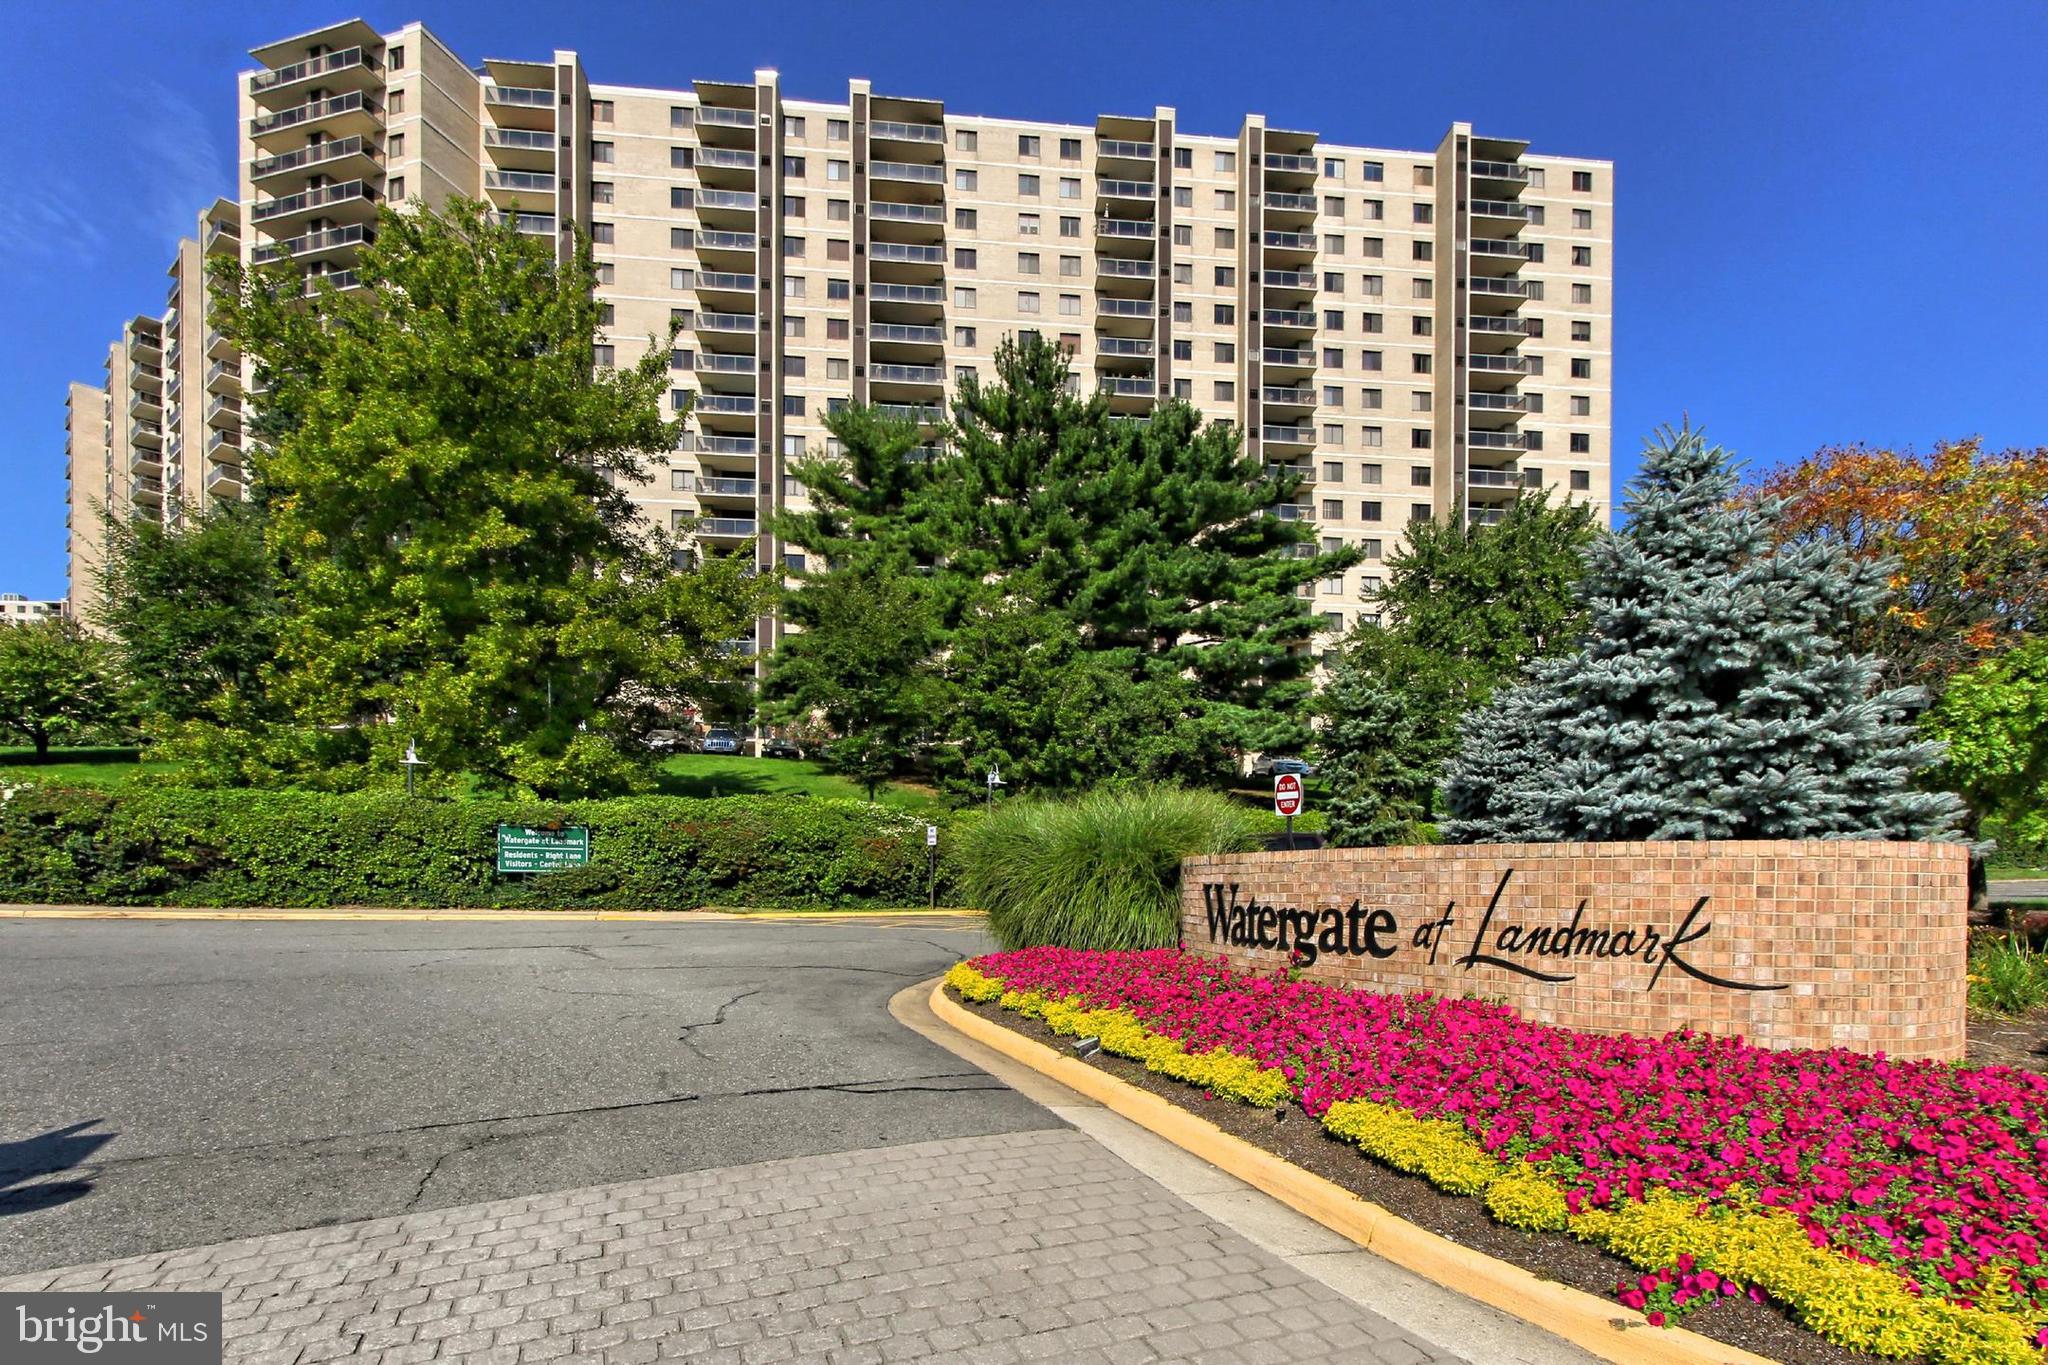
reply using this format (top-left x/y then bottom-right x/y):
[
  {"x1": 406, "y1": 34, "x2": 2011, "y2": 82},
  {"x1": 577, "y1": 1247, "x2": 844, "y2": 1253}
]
[{"x1": 496, "y1": 824, "x2": 590, "y2": 874}]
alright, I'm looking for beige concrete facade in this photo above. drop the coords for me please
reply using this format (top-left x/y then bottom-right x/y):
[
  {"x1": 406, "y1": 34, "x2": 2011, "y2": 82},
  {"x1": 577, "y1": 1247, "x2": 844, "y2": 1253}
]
[{"x1": 69, "y1": 17, "x2": 1615, "y2": 654}]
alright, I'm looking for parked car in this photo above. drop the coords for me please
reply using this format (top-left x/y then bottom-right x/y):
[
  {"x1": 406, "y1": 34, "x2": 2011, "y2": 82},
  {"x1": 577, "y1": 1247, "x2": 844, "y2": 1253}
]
[
  {"x1": 762, "y1": 737, "x2": 802, "y2": 759},
  {"x1": 1248, "y1": 754, "x2": 1317, "y2": 779},
  {"x1": 700, "y1": 727, "x2": 741, "y2": 755},
  {"x1": 643, "y1": 729, "x2": 688, "y2": 753}
]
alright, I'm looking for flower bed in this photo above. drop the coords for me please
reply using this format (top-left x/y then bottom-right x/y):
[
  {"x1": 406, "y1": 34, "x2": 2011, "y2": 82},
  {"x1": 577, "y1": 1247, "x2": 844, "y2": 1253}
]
[{"x1": 949, "y1": 947, "x2": 2048, "y2": 1365}]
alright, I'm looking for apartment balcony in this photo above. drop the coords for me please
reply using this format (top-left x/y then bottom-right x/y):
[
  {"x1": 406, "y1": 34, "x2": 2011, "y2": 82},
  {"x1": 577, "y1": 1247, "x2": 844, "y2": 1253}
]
[
  {"x1": 691, "y1": 351, "x2": 758, "y2": 376},
  {"x1": 869, "y1": 322, "x2": 944, "y2": 350},
  {"x1": 1264, "y1": 268, "x2": 1319, "y2": 295},
  {"x1": 1262, "y1": 346, "x2": 1315, "y2": 375},
  {"x1": 205, "y1": 394, "x2": 242, "y2": 429},
  {"x1": 250, "y1": 180, "x2": 380, "y2": 232},
  {"x1": 1469, "y1": 429, "x2": 1537, "y2": 451},
  {"x1": 164, "y1": 373, "x2": 182, "y2": 407},
  {"x1": 694, "y1": 145, "x2": 756, "y2": 172},
  {"x1": 1263, "y1": 386, "x2": 1317, "y2": 410},
  {"x1": 1096, "y1": 376, "x2": 1157, "y2": 399},
  {"x1": 716, "y1": 637, "x2": 759, "y2": 659},
  {"x1": 483, "y1": 126, "x2": 557, "y2": 170},
  {"x1": 1262, "y1": 308, "x2": 1316, "y2": 335},
  {"x1": 694, "y1": 271, "x2": 758, "y2": 306},
  {"x1": 874, "y1": 403, "x2": 943, "y2": 427},
  {"x1": 127, "y1": 325, "x2": 163, "y2": 361},
  {"x1": 1263, "y1": 425, "x2": 1315, "y2": 450},
  {"x1": 126, "y1": 383, "x2": 163, "y2": 423},
  {"x1": 1466, "y1": 466, "x2": 1526, "y2": 491},
  {"x1": 693, "y1": 393, "x2": 759, "y2": 417},
  {"x1": 482, "y1": 168, "x2": 559, "y2": 204},
  {"x1": 870, "y1": 118, "x2": 944, "y2": 148},
  {"x1": 487, "y1": 211, "x2": 555, "y2": 237},
  {"x1": 693, "y1": 103, "x2": 756, "y2": 154},
  {"x1": 1095, "y1": 337, "x2": 1154, "y2": 366},
  {"x1": 128, "y1": 360, "x2": 163, "y2": 394},
  {"x1": 695, "y1": 475, "x2": 757, "y2": 501},
  {"x1": 870, "y1": 202, "x2": 945, "y2": 233},
  {"x1": 250, "y1": 223, "x2": 374, "y2": 266},
  {"x1": 1097, "y1": 178, "x2": 1155, "y2": 204},
  {"x1": 1468, "y1": 392, "x2": 1539, "y2": 429},
  {"x1": 870, "y1": 160, "x2": 946, "y2": 210},
  {"x1": 871, "y1": 363, "x2": 944, "y2": 389},
  {"x1": 1465, "y1": 505, "x2": 1508, "y2": 527},
  {"x1": 301, "y1": 268, "x2": 361, "y2": 297},
  {"x1": 1264, "y1": 502, "x2": 1310, "y2": 522},
  {"x1": 1093, "y1": 216, "x2": 1154, "y2": 242},
  {"x1": 205, "y1": 464, "x2": 245, "y2": 498},
  {"x1": 1262, "y1": 190, "x2": 1317, "y2": 220},
  {"x1": 1089, "y1": 296, "x2": 1153, "y2": 320},
  {"x1": 1261, "y1": 229, "x2": 1316, "y2": 263},
  {"x1": 1470, "y1": 159, "x2": 1529, "y2": 191},
  {"x1": 869, "y1": 242, "x2": 944, "y2": 267},
  {"x1": 697, "y1": 517, "x2": 757, "y2": 540},
  {"x1": 202, "y1": 219, "x2": 240, "y2": 257},
  {"x1": 129, "y1": 476, "x2": 164, "y2": 506},
  {"x1": 1096, "y1": 138, "x2": 1154, "y2": 166},
  {"x1": 1094, "y1": 296, "x2": 1155, "y2": 337},
  {"x1": 250, "y1": 135, "x2": 379, "y2": 184},
  {"x1": 249, "y1": 45, "x2": 383, "y2": 105},
  {"x1": 1470, "y1": 237, "x2": 1543, "y2": 263},
  {"x1": 869, "y1": 282, "x2": 945, "y2": 318},
  {"x1": 1468, "y1": 314, "x2": 1537, "y2": 352},
  {"x1": 129, "y1": 418, "x2": 164, "y2": 449},
  {"x1": 249, "y1": 91, "x2": 381, "y2": 151},
  {"x1": 206, "y1": 427, "x2": 242, "y2": 459},
  {"x1": 1469, "y1": 352, "x2": 1541, "y2": 381},
  {"x1": 200, "y1": 327, "x2": 235, "y2": 364},
  {"x1": 1264, "y1": 151, "x2": 1319, "y2": 179},
  {"x1": 695, "y1": 311, "x2": 758, "y2": 335},
  {"x1": 482, "y1": 83, "x2": 556, "y2": 130},
  {"x1": 128, "y1": 446, "x2": 163, "y2": 476},
  {"x1": 1471, "y1": 200, "x2": 1541, "y2": 233},
  {"x1": 692, "y1": 434, "x2": 758, "y2": 457},
  {"x1": 695, "y1": 188, "x2": 757, "y2": 227},
  {"x1": 693, "y1": 230, "x2": 757, "y2": 265},
  {"x1": 1470, "y1": 275, "x2": 1542, "y2": 311}
]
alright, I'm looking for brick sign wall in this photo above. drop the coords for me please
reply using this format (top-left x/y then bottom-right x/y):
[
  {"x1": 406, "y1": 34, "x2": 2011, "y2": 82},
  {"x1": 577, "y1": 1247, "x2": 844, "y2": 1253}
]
[{"x1": 1181, "y1": 840, "x2": 1968, "y2": 1060}]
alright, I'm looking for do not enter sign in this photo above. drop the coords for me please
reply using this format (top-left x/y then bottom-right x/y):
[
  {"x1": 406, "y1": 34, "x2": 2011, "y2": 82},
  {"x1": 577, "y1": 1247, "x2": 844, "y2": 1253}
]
[{"x1": 1273, "y1": 772, "x2": 1305, "y2": 818}]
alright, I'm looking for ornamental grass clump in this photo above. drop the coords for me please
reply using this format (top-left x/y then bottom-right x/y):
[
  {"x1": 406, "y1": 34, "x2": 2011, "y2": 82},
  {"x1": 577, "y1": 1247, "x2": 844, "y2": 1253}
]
[
  {"x1": 1970, "y1": 936, "x2": 2048, "y2": 1016},
  {"x1": 959, "y1": 785, "x2": 1260, "y2": 951}
]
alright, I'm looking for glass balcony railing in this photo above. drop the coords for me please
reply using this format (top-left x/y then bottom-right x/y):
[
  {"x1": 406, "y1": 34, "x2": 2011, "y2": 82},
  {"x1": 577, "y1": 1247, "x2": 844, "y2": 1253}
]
[
  {"x1": 1262, "y1": 309, "x2": 1316, "y2": 328},
  {"x1": 696, "y1": 272, "x2": 757, "y2": 292},
  {"x1": 874, "y1": 403, "x2": 943, "y2": 424},
  {"x1": 1262, "y1": 387, "x2": 1316, "y2": 406},
  {"x1": 695, "y1": 105, "x2": 754, "y2": 129},
  {"x1": 1266, "y1": 152, "x2": 1319, "y2": 174},
  {"x1": 693, "y1": 352, "x2": 756, "y2": 373},
  {"x1": 1097, "y1": 139, "x2": 1154, "y2": 160},
  {"x1": 1470, "y1": 159, "x2": 1529, "y2": 182},
  {"x1": 869, "y1": 323, "x2": 943, "y2": 344},
  {"x1": 1262, "y1": 230, "x2": 1316, "y2": 250},
  {"x1": 870, "y1": 201, "x2": 944, "y2": 224},
  {"x1": 695, "y1": 230, "x2": 756, "y2": 252},
  {"x1": 1262, "y1": 426, "x2": 1315, "y2": 445},
  {"x1": 1469, "y1": 392, "x2": 1538, "y2": 412},
  {"x1": 1471, "y1": 199, "x2": 1541, "y2": 222},
  {"x1": 871, "y1": 161, "x2": 944, "y2": 184},
  {"x1": 870, "y1": 119, "x2": 943, "y2": 143},
  {"x1": 1471, "y1": 238, "x2": 1542, "y2": 261},
  {"x1": 695, "y1": 146, "x2": 755, "y2": 170},
  {"x1": 1467, "y1": 468, "x2": 1522, "y2": 488},
  {"x1": 251, "y1": 224, "x2": 373, "y2": 265},
  {"x1": 251, "y1": 135, "x2": 377, "y2": 180},
  {"x1": 1471, "y1": 277, "x2": 1542, "y2": 299},
  {"x1": 483, "y1": 85, "x2": 553, "y2": 109},
  {"x1": 1264, "y1": 191, "x2": 1317, "y2": 213},
  {"x1": 251, "y1": 91, "x2": 377, "y2": 137},
  {"x1": 696, "y1": 312, "x2": 757, "y2": 332},
  {"x1": 871, "y1": 242, "x2": 944, "y2": 264},
  {"x1": 872, "y1": 364, "x2": 943, "y2": 384},
  {"x1": 484, "y1": 127, "x2": 554, "y2": 152},
  {"x1": 1096, "y1": 257, "x2": 1153, "y2": 278},
  {"x1": 1097, "y1": 377, "x2": 1154, "y2": 397},
  {"x1": 695, "y1": 394, "x2": 757, "y2": 415},
  {"x1": 1097, "y1": 337, "x2": 1153, "y2": 356},
  {"x1": 697, "y1": 476, "x2": 757, "y2": 496},
  {"x1": 698, "y1": 517, "x2": 757, "y2": 536},
  {"x1": 1097, "y1": 179, "x2": 1155, "y2": 199},
  {"x1": 1469, "y1": 353, "x2": 1540, "y2": 374},
  {"x1": 1093, "y1": 217, "x2": 1153, "y2": 238},
  {"x1": 251, "y1": 46, "x2": 380, "y2": 93},
  {"x1": 1095, "y1": 298, "x2": 1151, "y2": 317},
  {"x1": 693, "y1": 435, "x2": 757, "y2": 455},
  {"x1": 1469, "y1": 430, "x2": 1533, "y2": 450},
  {"x1": 697, "y1": 189, "x2": 757, "y2": 211},
  {"x1": 1470, "y1": 315, "x2": 1535, "y2": 336},
  {"x1": 1262, "y1": 347, "x2": 1315, "y2": 366},
  {"x1": 1264, "y1": 269, "x2": 1318, "y2": 290},
  {"x1": 486, "y1": 211, "x2": 555, "y2": 236},
  {"x1": 252, "y1": 180, "x2": 379, "y2": 222},
  {"x1": 870, "y1": 283, "x2": 944, "y2": 304}
]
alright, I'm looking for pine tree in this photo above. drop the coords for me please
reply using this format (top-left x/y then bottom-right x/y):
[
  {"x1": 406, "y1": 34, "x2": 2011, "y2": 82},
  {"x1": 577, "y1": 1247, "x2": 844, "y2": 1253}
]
[
  {"x1": 1442, "y1": 423, "x2": 1963, "y2": 843},
  {"x1": 1318, "y1": 647, "x2": 1439, "y2": 846}
]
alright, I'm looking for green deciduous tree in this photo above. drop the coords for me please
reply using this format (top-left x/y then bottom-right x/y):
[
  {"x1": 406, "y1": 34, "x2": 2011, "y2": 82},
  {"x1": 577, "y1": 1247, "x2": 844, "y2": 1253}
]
[
  {"x1": 773, "y1": 335, "x2": 1351, "y2": 800},
  {"x1": 0, "y1": 617, "x2": 122, "y2": 759},
  {"x1": 1443, "y1": 423, "x2": 1964, "y2": 843},
  {"x1": 1317, "y1": 490, "x2": 1595, "y2": 846},
  {"x1": 210, "y1": 198, "x2": 771, "y2": 795},
  {"x1": 1927, "y1": 637, "x2": 2048, "y2": 851}
]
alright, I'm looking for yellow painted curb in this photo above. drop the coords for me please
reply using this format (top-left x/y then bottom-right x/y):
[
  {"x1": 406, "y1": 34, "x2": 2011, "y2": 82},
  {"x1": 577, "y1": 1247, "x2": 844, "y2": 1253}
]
[
  {"x1": 0, "y1": 906, "x2": 983, "y2": 924},
  {"x1": 929, "y1": 984, "x2": 1778, "y2": 1365}
]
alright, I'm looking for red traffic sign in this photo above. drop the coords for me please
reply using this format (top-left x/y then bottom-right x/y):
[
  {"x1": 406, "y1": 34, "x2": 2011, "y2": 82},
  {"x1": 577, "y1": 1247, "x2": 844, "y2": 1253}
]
[{"x1": 1273, "y1": 772, "x2": 1305, "y2": 818}]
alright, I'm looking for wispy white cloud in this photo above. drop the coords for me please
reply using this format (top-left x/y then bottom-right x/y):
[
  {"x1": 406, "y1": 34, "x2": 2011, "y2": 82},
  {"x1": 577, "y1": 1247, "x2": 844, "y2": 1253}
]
[{"x1": 129, "y1": 79, "x2": 232, "y2": 246}]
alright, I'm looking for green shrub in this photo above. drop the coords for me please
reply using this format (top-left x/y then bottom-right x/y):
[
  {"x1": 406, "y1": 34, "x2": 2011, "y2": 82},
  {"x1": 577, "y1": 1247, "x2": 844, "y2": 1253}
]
[
  {"x1": 0, "y1": 785, "x2": 941, "y2": 910},
  {"x1": 959, "y1": 785, "x2": 1262, "y2": 951},
  {"x1": 1969, "y1": 935, "x2": 2048, "y2": 1016}
]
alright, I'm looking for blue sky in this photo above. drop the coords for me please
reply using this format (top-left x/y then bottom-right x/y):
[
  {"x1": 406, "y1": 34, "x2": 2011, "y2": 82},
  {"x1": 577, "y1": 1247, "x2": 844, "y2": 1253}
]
[{"x1": 7, "y1": 1, "x2": 2044, "y2": 599}]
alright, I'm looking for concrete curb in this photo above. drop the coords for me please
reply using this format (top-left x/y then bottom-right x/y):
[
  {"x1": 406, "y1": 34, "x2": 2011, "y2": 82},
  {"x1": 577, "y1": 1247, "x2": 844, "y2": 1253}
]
[
  {"x1": 0, "y1": 905, "x2": 983, "y2": 924},
  {"x1": 928, "y1": 983, "x2": 1779, "y2": 1365}
]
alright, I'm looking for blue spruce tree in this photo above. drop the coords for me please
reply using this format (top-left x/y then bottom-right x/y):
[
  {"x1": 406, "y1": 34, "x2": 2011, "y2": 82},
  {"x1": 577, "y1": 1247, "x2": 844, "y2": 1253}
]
[{"x1": 1442, "y1": 423, "x2": 1963, "y2": 843}]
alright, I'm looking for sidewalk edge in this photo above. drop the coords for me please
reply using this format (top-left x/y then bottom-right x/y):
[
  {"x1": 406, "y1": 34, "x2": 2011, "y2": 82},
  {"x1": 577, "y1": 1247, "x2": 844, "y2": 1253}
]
[{"x1": 926, "y1": 983, "x2": 1777, "y2": 1365}]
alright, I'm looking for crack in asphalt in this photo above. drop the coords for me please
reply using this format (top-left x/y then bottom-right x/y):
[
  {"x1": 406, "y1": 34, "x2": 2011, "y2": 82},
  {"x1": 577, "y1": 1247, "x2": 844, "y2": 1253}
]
[
  {"x1": 0, "y1": 1071, "x2": 1006, "y2": 1184},
  {"x1": 674, "y1": 988, "x2": 762, "y2": 1063}
]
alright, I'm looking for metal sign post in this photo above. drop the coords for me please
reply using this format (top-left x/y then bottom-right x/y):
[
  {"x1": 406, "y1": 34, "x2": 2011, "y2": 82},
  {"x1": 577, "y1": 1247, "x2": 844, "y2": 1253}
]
[
  {"x1": 926, "y1": 824, "x2": 939, "y2": 909},
  {"x1": 984, "y1": 766, "x2": 1005, "y2": 804}
]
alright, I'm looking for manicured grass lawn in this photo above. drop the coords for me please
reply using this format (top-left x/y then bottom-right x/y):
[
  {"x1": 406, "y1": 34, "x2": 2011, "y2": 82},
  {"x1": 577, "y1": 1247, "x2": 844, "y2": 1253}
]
[
  {"x1": 0, "y1": 747, "x2": 176, "y2": 790},
  {"x1": 1989, "y1": 864, "x2": 2048, "y2": 881},
  {"x1": 653, "y1": 753, "x2": 943, "y2": 812}
]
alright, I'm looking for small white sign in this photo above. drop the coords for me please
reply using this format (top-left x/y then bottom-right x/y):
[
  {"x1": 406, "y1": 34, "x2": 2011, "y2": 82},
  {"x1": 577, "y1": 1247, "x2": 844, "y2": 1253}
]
[{"x1": 926, "y1": 825, "x2": 939, "y2": 847}]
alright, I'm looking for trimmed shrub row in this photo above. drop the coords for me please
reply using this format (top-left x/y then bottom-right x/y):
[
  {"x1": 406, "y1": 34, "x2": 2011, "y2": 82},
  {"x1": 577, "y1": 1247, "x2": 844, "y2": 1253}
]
[{"x1": 0, "y1": 786, "x2": 948, "y2": 910}]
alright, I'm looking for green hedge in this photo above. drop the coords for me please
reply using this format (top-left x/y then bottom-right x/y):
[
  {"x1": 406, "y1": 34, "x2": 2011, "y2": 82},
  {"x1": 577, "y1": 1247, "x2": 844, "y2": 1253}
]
[{"x1": 0, "y1": 786, "x2": 948, "y2": 910}]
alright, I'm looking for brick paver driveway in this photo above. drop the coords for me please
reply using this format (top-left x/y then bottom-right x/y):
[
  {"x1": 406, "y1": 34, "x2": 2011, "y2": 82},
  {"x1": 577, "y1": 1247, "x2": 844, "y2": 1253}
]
[{"x1": 1, "y1": 1131, "x2": 1447, "y2": 1364}]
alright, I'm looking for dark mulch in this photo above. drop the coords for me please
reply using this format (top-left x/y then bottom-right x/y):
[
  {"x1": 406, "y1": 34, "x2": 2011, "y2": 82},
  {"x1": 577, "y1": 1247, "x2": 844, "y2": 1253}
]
[
  {"x1": 955, "y1": 990, "x2": 1913, "y2": 1365},
  {"x1": 1968, "y1": 1008, "x2": 2048, "y2": 1073}
]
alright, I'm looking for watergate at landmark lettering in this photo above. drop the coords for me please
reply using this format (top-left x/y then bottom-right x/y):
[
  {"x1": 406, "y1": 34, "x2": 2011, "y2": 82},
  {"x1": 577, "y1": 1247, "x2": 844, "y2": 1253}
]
[{"x1": 1200, "y1": 868, "x2": 1786, "y2": 993}]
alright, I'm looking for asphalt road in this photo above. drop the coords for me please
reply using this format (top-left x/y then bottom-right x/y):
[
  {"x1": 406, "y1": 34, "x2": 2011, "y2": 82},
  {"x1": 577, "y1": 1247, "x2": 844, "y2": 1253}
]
[{"x1": 0, "y1": 915, "x2": 1057, "y2": 1275}]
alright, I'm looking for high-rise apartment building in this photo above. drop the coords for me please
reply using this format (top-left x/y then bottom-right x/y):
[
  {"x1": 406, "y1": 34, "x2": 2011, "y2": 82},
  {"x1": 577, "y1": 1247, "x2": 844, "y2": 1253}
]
[{"x1": 67, "y1": 17, "x2": 1614, "y2": 658}]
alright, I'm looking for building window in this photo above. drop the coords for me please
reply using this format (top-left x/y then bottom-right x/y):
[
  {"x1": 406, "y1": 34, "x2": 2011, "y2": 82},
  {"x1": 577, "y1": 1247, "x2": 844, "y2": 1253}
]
[
  {"x1": 389, "y1": 44, "x2": 405, "y2": 69},
  {"x1": 782, "y1": 396, "x2": 804, "y2": 416},
  {"x1": 1572, "y1": 320, "x2": 1593, "y2": 342},
  {"x1": 672, "y1": 227, "x2": 695, "y2": 251},
  {"x1": 1573, "y1": 208, "x2": 1594, "y2": 229},
  {"x1": 1410, "y1": 505, "x2": 1432, "y2": 523},
  {"x1": 591, "y1": 181, "x2": 614, "y2": 204},
  {"x1": 1570, "y1": 433, "x2": 1592, "y2": 453},
  {"x1": 1573, "y1": 246, "x2": 1593, "y2": 267},
  {"x1": 1059, "y1": 255, "x2": 1081, "y2": 277},
  {"x1": 827, "y1": 358, "x2": 850, "y2": 380},
  {"x1": 1362, "y1": 200, "x2": 1384, "y2": 221},
  {"x1": 827, "y1": 317, "x2": 849, "y2": 339},
  {"x1": 1322, "y1": 499, "x2": 1344, "y2": 520},
  {"x1": 591, "y1": 222, "x2": 614, "y2": 244},
  {"x1": 1571, "y1": 395, "x2": 1591, "y2": 416},
  {"x1": 1214, "y1": 304, "x2": 1235, "y2": 324},
  {"x1": 955, "y1": 128, "x2": 978, "y2": 152},
  {"x1": 1214, "y1": 227, "x2": 1237, "y2": 250},
  {"x1": 784, "y1": 276, "x2": 806, "y2": 298},
  {"x1": 1412, "y1": 391, "x2": 1432, "y2": 412},
  {"x1": 955, "y1": 207, "x2": 978, "y2": 230},
  {"x1": 1360, "y1": 350, "x2": 1382, "y2": 372},
  {"x1": 1571, "y1": 469, "x2": 1592, "y2": 491},
  {"x1": 1413, "y1": 203, "x2": 1433, "y2": 224},
  {"x1": 1018, "y1": 134, "x2": 1041, "y2": 158},
  {"x1": 955, "y1": 247, "x2": 978, "y2": 269},
  {"x1": 1414, "y1": 165, "x2": 1435, "y2": 188},
  {"x1": 1060, "y1": 177, "x2": 1081, "y2": 199},
  {"x1": 1173, "y1": 301, "x2": 1193, "y2": 322},
  {"x1": 1361, "y1": 313, "x2": 1384, "y2": 334},
  {"x1": 783, "y1": 115, "x2": 805, "y2": 137},
  {"x1": 1018, "y1": 291, "x2": 1040, "y2": 313},
  {"x1": 826, "y1": 159, "x2": 848, "y2": 181},
  {"x1": 954, "y1": 169, "x2": 977, "y2": 190},
  {"x1": 827, "y1": 278, "x2": 850, "y2": 300},
  {"x1": 1361, "y1": 274, "x2": 1383, "y2": 296},
  {"x1": 670, "y1": 105, "x2": 691, "y2": 128},
  {"x1": 785, "y1": 316, "x2": 805, "y2": 337},
  {"x1": 1216, "y1": 380, "x2": 1235, "y2": 400},
  {"x1": 1019, "y1": 173, "x2": 1041, "y2": 196},
  {"x1": 1060, "y1": 215, "x2": 1081, "y2": 238},
  {"x1": 1571, "y1": 358, "x2": 1594, "y2": 379},
  {"x1": 1412, "y1": 354, "x2": 1432, "y2": 375},
  {"x1": 1018, "y1": 251, "x2": 1040, "y2": 274},
  {"x1": 1324, "y1": 310, "x2": 1345, "y2": 331},
  {"x1": 670, "y1": 187, "x2": 693, "y2": 209},
  {"x1": 828, "y1": 118, "x2": 848, "y2": 141},
  {"x1": 1573, "y1": 170, "x2": 1594, "y2": 191},
  {"x1": 1361, "y1": 501, "x2": 1382, "y2": 522},
  {"x1": 590, "y1": 141, "x2": 614, "y2": 164},
  {"x1": 827, "y1": 199, "x2": 850, "y2": 221},
  {"x1": 954, "y1": 287, "x2": 977, "y2": 308},
  {"x1": 388, "y1": 176, "x2": 406, "y2": 201},
  {"x1": 1174, "y1": 186, "x2": 1194, "y2": 208},
  {"x1": 1361, "y1": 160, "x2": 1383, "y2": 182},
  {"x1": 590, "y1": 99, "x2": 614, "y2": 123},
  {"x1": 1320, "y1": 423, "x2": 1342, "y2": 445},
  {"x1": 827, "y1": 238, "x2": 850, "y2": 261},
  {"x1": 1361, "y1": 388, "x2": 1382, "y2": 409},
  {"x1": 1215, "y1": 266, "x2": 1236, "y2": 286},
  {"x1": 1412, "y1": 241, "x2": 1434, "y2": 262},
  {"x1": 1173, "y1": 146, "x2": 1193, "y2": 169},
  {"x1": 1322, "y1": 385, "x2": 1344, "y2": 407},
  {"x1": 595, "y1": 262, "x2": 614, "y2": 284},
  {"x1": 1572, "y1": 283, "x2": 1594, "y2": 304},
  {"x1": 1019, "y1": 212, "x2": 1040, "y2": 235},
  {"x1": 1411, "y1": 429, "x2": 1432, "y2": 449},
  {"x1": 1214, "y1": 150, "x2": 1236, "y2": 171},
  {"x1": 1410, "y1": 466, "x2": 1431, "y2": 488},
  {"x1": 783, "y1": 355, "x2": 806, "y2": 377},
  {"x1": 782, "y1": 196, "x2": 805, "y2": 218},
  {"x1": 1413, "y1": 279, "x2": 1433, "y2": 300},
  {"x1": 1059, "y1": 294, "x2": 1081, "y2": 316},
  {"x1": 955, "y1": 326, "x2": 977, "y2": 346},
  {"x1": 593, "y1": 344, "x2": 614, "y2": 368}
]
